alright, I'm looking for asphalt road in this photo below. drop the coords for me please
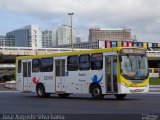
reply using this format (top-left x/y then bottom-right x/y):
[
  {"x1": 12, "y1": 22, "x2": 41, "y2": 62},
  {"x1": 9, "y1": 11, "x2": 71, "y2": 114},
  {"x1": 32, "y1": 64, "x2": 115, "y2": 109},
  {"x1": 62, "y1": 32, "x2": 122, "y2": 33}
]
[{"x1": 0, "y1": 91, "x2": 160, "y2": 114}]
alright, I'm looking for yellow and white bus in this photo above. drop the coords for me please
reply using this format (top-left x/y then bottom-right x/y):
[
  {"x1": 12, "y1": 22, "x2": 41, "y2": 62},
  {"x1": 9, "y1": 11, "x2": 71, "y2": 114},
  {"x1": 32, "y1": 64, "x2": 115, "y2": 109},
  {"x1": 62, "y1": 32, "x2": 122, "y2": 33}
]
[{"x1": 16, "y1": 47, "x2": 149, "y2": 100}]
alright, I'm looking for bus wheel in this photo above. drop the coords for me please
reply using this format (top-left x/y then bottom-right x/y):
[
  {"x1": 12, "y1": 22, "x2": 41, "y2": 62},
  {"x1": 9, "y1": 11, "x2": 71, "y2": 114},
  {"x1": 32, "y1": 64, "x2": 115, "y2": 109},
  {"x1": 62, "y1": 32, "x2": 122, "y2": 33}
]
[
  {"x1": 115, "y1": 94, "x2": 126, "y2": 100},
  {"x1": 91, "y1": 85, "x2": 104, "y2": 100},
  {"x1": 58, "y1": 93, "x2": 70, "y2": 98},
  {"x1": 36, "y1": 84, "x2": 50, "y2": 98}
]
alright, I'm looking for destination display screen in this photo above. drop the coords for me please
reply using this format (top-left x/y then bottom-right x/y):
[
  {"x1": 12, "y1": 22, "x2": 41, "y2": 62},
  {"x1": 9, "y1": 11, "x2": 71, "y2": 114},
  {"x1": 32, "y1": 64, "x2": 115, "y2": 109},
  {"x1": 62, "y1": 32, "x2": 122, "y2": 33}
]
[{"x1": 120, "y1": 48, "x2": 146, "y2": 54}]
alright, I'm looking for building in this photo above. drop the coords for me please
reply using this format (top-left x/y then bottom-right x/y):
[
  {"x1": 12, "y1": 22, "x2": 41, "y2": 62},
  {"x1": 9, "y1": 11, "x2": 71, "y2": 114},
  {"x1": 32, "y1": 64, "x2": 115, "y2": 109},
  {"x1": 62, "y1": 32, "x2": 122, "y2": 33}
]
[
  {"x1": 56, "y1": 25, "x2": 76, "y2": 45},
  {"x1": 5, "y1": 35, "x2": 15, "y2": 47},
  {"x1": 0, "y1": 36, "x2": 6, "y2": 46},
  {"x1": 42, "y1": 30, "x2": 56, "y2": 48},
  {"x1": 89, "y1": 28, "x2": 131, "y2": 41},
  {"x1": 7, "y1": 25, "x2": 42, "y2": 48},
  {"x1": 76, "y1": 37, "x2": 81, "y2": 43},
  {"x1": 0, "y1": 35, "x2": 15, "y2": 47},
  {"x1": 57, "y1": 41, "x2": 99, "y2": 49}
]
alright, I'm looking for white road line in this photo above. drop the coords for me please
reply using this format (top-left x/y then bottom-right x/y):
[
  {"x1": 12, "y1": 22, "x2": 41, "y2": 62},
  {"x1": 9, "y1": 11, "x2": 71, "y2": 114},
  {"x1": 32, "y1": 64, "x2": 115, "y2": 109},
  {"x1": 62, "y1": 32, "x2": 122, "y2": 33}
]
[{"x1": 0, "y1": 91, "x2": 19, "y2": 93}]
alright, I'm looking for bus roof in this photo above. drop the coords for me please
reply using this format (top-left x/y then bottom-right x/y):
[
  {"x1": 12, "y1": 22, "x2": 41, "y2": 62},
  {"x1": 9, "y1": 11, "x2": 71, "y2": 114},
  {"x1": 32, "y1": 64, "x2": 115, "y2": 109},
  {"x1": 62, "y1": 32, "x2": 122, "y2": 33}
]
[{"x1": 16, "y1": 47, "x2": 143, "y2": 60}]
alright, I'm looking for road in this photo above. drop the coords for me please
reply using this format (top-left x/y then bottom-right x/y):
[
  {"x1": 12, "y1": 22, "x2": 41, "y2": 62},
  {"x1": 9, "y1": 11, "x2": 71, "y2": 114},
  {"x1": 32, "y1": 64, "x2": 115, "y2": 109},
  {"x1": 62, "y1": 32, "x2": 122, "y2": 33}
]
[{"x1": 0, "y1": 91, "x2": 160, "y2": 114}]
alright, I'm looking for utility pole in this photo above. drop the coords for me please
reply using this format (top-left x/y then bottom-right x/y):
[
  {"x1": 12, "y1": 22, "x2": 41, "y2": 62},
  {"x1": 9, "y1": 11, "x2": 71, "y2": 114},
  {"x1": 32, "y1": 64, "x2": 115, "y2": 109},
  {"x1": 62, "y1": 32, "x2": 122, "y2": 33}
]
[{"x1": 68, "y1": 13, "x2": 74, "y2": 51}]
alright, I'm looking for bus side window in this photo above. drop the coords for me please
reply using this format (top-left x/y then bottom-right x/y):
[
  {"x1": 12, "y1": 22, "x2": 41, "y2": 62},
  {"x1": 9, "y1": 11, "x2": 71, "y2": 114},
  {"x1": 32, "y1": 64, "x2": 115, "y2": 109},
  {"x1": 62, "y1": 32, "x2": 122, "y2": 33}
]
[
  {"x1": 40, "y1": 58, "x2": 53, "y2": 72},
  {"x1": 91, "y1": 53, "x2": 103, "y2": 70},
  {"x1": 79, "y1": 54, "x2": 90, "y2": 70},
  {"x1": 32, "y1": 59, "x2": 40, "y2": 73},
  {"x1": 67, "y1": 55, "x2": 79, "y2": 71},
  {"x1": 18, "y1": 60, "x2": 21, "y2": 73}
]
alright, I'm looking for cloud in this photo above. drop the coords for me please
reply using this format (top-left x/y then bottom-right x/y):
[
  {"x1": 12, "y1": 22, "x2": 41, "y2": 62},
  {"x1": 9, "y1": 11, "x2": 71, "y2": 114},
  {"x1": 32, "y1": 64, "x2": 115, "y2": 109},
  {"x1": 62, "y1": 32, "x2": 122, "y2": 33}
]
[{"x1": 0, "y1": 0, "x2": 160, "y2": 42}]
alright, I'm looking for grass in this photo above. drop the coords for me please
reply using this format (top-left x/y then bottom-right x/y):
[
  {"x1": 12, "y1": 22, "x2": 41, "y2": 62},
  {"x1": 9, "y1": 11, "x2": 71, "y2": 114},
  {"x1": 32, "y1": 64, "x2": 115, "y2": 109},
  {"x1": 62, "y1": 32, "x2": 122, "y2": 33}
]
[{"x1": 149, "y1": 78, "x2": 160, "y2": 85}]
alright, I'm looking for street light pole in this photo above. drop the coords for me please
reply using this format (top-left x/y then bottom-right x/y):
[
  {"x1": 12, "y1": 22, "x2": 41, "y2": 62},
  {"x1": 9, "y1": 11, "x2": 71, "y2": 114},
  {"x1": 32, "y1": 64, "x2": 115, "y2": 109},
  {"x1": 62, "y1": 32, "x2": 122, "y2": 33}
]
[{"x1": 68, "y1": 13, "x2": 74, "y2": 51}]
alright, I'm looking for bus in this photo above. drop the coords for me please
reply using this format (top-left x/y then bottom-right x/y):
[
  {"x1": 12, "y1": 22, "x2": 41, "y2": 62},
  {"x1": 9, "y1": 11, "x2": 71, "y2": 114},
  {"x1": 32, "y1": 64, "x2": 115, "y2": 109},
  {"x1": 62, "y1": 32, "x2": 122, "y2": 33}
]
[{"x1": 16, "y1": 47, "x2": 149, "y2": 100}]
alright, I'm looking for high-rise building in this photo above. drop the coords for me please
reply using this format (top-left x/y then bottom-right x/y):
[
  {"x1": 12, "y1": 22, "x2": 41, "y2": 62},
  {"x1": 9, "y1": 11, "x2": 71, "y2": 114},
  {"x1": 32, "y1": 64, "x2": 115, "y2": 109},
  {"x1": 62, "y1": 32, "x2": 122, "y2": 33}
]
[
  {"x1": 0, "y1": 35, "x2": 15, "y2": 47},
  {"x1": 0, "y1": 36, "x2": 6, "y2": 46},
  {"x1": 42, "y1": 30, "x2": 56, "y2": 48},
  {"x1": 76, "y1": 37, "x2": 81, "y2": 43},
  {"x1": 5, "y1": 35, "x2": 15, "y2": 47},
  {"x1": 56, "y1": 25, "x2": 76, "y2": 45},
  {"x1": 89, "y1": 28, "x2": 131, "y2": 41},
  {"x1": 7, "y1": 25, "x2": 42, "y2": 48}
]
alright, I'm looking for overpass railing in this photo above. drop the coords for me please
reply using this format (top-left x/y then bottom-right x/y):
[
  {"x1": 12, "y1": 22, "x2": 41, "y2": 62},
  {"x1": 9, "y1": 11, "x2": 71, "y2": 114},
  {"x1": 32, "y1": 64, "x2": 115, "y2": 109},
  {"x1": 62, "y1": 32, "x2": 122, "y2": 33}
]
[
  {"x1": 146, "y1": 51, "x2": 160, "y2": 57},
  {"x1": 0, "y1": 47, "x2": 73, "y2": 51}
]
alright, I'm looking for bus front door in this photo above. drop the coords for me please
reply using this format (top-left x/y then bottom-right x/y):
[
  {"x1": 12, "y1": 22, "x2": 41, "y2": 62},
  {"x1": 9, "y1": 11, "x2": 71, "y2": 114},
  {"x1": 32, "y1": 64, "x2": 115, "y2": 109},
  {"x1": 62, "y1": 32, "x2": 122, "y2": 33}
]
[
  {"x1": 55, "y1": 59, "x2": 65, "y2": 92},
  {"x1": 105, "y1": 55, "x2": 118, "y2": 93},
  {"x1": 22, "y1": 62, "x2": 31, "y2": 92}
]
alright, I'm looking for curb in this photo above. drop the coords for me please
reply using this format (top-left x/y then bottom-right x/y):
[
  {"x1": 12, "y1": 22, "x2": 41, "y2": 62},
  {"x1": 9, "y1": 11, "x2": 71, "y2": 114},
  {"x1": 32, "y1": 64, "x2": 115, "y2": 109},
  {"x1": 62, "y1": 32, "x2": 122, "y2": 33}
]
[
  {"x1": 1, "y1": 82, "x2": 160, "y2": 92},
  {"x1": 149, "y1": 85, "x2": 160, "y2": 92},
  {"x1": 4, "y1": 81, "x2": 16, "y2": 89}
]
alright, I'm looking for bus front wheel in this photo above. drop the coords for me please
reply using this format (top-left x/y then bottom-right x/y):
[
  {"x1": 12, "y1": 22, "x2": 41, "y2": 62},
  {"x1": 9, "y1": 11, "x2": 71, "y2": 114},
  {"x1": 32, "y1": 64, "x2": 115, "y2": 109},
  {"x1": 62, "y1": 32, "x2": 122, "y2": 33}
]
[
  {"x1": 91, "y1": 85, "x2": 104, "y2": 100},
  {"x1": 36, "y1": 84, "x2": 50, "y2": 98},
  {"x1": 115, "y1": 94, "x2": 126, "y2": 100}
]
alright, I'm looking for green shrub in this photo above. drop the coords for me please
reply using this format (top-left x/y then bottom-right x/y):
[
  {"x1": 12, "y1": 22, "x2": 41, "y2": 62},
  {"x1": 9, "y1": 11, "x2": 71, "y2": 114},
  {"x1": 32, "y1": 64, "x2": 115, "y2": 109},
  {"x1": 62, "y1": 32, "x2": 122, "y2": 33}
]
[{"x1": 149, "y1": 78, "x2": 160, "y2": 85}]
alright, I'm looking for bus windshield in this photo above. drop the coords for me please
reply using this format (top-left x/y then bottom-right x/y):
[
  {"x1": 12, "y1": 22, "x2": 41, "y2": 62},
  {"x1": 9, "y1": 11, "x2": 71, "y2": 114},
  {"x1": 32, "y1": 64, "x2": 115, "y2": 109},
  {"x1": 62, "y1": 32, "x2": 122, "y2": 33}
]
[{"x1": 120, "y1": 49, "x2": 148, "y2": 80}]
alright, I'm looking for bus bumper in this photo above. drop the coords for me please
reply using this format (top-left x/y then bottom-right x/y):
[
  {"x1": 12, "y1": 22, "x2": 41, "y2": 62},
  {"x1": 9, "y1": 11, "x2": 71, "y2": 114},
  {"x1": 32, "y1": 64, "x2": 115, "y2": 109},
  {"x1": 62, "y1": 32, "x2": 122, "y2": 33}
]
[{"x1": 118, "y1": 83, "x2": 149, "y2": 94}]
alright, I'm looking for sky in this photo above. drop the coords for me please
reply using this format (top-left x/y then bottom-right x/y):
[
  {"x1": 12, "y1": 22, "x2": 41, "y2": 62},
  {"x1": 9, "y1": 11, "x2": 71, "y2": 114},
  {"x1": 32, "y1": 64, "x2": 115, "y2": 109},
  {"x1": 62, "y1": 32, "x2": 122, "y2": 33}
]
[{"x1": 0, "y1": 0, "x2": 160, "y2": 42}]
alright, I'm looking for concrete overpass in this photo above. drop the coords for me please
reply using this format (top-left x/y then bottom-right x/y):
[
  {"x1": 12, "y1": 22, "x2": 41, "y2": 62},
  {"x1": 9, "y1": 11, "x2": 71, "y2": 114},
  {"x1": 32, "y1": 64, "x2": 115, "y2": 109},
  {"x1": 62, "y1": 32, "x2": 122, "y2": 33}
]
[
  {"x1": 0, "y1": 47, "x2": 80, "y2": 63},
  {"x1": 0, "y1": 46, "x2": 160, "y2": 66},
  {"x1": 0, "y1": 47, "x2": 160, "y2": 63},
  {"x1": 1, "y1": 46, "x2": 160, "y2": 56},
  {"x1": 146, "y1": 51, "x2": 160, "y2": 60},
  {"x1": 146, "y1": 51, "x2": 160, "y2": 68},
  {"x1": 0, "y1": 47, "x2": 74, "y2": 55}
]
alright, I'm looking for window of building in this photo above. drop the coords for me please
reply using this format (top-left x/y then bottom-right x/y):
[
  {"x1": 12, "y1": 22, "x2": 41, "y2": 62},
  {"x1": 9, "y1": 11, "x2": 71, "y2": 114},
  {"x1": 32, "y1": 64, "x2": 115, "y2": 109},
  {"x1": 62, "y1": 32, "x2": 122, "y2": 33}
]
[
  {"x1": 18, "y1": 60, "x2": 21, "y2": 73},
  {"x1": 40, "y1": 58, "x2": 53, "y2": 72},
  {"x1": 91, "y1": 53, "x2": 103, "y2": 70},
  {"x1": 32, "y1": 59, "x2": 40, "y2": 72},
  {"x1": 79, "y1": 54, "x2": 90, "y2": 70},
  {"x1": 67, "y1": 55, "x2": 79, "y2": 71}
]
